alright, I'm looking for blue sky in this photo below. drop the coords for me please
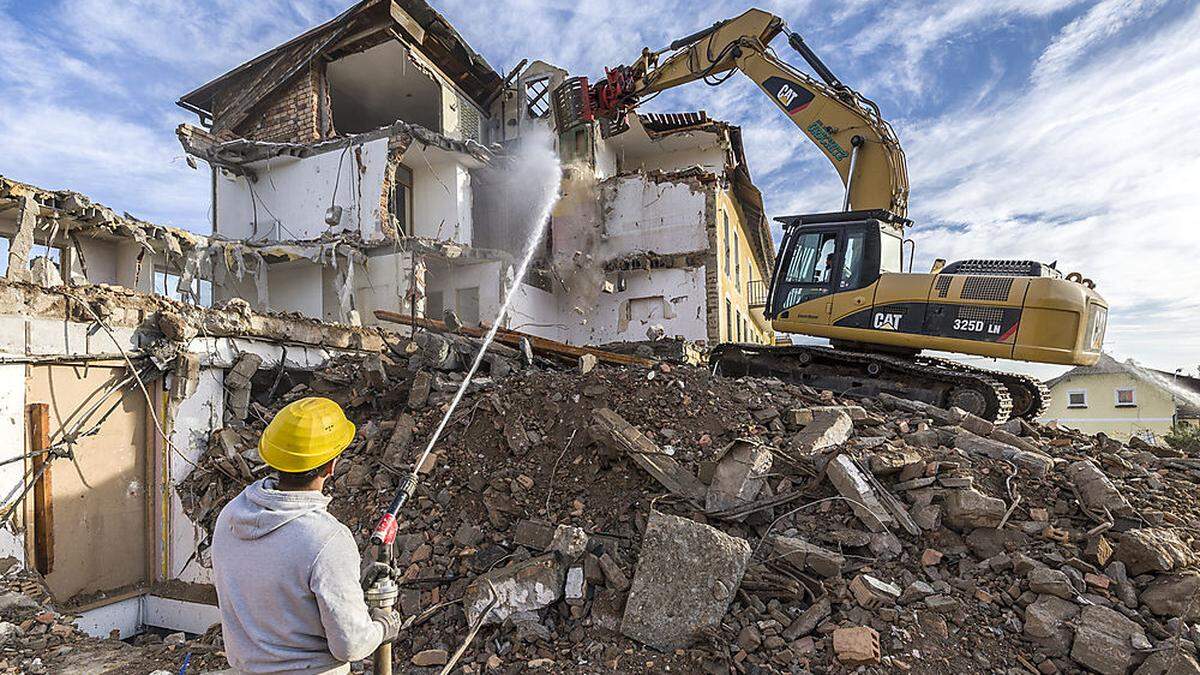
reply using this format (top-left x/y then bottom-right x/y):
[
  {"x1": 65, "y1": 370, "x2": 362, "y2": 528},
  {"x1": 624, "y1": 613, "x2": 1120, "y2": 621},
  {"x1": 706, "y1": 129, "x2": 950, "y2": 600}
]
[{"x1": 1, "y1": 0, "x2": 1198, "y2": 375}]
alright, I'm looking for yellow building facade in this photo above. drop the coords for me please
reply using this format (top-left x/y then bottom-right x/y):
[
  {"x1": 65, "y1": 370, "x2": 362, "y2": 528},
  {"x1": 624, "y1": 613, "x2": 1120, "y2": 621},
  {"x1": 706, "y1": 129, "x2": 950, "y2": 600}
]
[{"x1": 714, "y1": 190, "x2": 773, "y2": 345}]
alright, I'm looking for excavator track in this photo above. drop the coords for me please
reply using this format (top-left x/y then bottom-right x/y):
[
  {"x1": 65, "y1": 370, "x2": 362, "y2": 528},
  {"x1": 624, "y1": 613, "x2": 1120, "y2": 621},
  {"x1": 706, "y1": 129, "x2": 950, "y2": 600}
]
[{"x1": 710, "y1": 343, "x2": 1040, "y2": 423}]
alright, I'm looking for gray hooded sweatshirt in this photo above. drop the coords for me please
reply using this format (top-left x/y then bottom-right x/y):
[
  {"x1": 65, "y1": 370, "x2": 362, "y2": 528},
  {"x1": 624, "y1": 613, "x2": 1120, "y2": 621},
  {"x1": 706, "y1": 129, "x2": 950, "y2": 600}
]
[{"x1": 212, "y1": 477, "x2": 384, "y2": 673}]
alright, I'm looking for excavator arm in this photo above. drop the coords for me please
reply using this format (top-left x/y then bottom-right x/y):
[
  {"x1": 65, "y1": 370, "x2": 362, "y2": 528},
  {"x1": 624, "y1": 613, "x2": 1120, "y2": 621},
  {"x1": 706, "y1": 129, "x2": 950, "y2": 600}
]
[{"x1": 556, "y1": 9, "x2": 908, "y2": 217}]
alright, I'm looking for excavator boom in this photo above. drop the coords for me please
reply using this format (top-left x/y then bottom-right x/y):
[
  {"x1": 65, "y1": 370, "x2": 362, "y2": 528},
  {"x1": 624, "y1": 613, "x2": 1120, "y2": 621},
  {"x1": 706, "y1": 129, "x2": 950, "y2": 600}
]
[{"x1": 555, "y1": 9, "x2": 908, "y2": 216}]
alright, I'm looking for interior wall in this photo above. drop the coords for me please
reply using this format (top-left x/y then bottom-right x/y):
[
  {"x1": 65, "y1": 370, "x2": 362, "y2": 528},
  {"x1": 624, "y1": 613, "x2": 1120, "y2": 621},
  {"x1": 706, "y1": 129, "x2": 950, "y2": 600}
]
[
  {"x1": 559, "y1": 266, "x2": 708, "y2": 345},
  {"x1": 26, "y1": 364, "x2": 149, "y2": 603},
  {"x1": 216, "y1": 136, "x2": 391, "y2": 243},
  {"x1": 425, "y1": 259, "x2": 505, "y2": 328},
  {"x1": 327, "y1": 41, "x2": 442, "y2": 134},
  {"x1": 599, "y1": 175, "x2": 710, "y2": 261},
  {"x1": 266, "y1": 260, "x2": 325, "y2": 317},
  {"x1": 408, "y1": 149, "x2": 473, "y2": 244}
]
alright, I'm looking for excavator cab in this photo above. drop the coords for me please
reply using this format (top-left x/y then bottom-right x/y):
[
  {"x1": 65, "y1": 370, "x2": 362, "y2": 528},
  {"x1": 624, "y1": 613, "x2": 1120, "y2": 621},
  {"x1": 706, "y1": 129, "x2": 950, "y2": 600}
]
[{"x1": 767, "y1": 210, "x2": 906, "y2": 323}]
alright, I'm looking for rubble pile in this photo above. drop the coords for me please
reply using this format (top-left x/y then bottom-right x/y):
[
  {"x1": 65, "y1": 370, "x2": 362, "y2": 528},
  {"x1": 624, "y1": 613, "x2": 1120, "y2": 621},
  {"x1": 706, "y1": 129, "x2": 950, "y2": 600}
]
[
  {"x1": 0, "y1": 558, "x2": 227, "y2": 673},
  {"x1": 176, "y1": 338, "x2": 1200, "y2": 674}
]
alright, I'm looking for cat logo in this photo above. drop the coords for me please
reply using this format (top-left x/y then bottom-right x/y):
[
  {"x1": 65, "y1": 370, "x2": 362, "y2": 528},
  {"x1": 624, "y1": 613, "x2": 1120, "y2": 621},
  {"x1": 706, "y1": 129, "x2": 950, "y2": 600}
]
[
  {"x1": 873, "y1": 312, "x2": 902, "y2": 330},
  {"x1": 777, "y1": 85, "x2": 798, "y2": 107}
]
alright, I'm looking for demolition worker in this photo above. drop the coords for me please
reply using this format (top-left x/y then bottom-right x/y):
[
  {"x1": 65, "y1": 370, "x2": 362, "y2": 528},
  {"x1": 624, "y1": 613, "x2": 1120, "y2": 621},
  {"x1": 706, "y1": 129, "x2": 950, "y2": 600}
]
[{"x1": 212, "y1": 397, "x2": 402, "y2": 674}]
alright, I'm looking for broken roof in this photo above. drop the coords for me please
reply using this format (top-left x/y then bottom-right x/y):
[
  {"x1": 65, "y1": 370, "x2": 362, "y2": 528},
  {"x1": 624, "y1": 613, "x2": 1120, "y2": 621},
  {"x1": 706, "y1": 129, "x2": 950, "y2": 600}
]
[{"x1": 177, "y1": 0, "x2": 501, "y2": 128}]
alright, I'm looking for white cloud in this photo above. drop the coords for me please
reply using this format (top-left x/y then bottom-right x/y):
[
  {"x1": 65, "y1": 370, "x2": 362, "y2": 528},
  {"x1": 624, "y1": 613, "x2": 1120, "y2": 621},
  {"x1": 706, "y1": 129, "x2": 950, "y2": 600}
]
[
  {"x1": 1032, "y1": 0, "x2": 1168, "y2": 86},
  {"x1": 902, "y1": 2, "x2": 1200, "y2": 371}
]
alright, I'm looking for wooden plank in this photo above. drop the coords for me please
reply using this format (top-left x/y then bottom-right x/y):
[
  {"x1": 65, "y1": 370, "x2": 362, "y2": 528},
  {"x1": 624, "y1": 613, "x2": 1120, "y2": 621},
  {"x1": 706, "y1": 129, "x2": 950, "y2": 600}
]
[
  {"x1": 374, "y1": 310, "x2": 655, "y2": 368},
  {"x1": 28, "y1": 403, "x2": 53, "y2": 576},
  {"x1": 592, "y1": 408, "x2": 707, "y2": 503}
]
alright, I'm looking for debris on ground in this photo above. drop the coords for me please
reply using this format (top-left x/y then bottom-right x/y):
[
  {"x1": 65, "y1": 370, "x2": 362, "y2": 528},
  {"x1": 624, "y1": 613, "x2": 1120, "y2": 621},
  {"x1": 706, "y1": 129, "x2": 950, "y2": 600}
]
[
  {"x1": 154, "y1": 323, "x2": 1200, "y2": 673},
  {"x1": 0, "y1": 558, "x2": 227, "y2": 673}
]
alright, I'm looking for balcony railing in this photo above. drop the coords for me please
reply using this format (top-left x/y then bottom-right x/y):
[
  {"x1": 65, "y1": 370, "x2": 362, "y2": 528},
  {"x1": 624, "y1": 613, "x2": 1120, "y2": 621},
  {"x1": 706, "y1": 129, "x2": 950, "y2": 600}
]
[{"x1": 747, "y1": 279, "x2": 768, "y2": 309}]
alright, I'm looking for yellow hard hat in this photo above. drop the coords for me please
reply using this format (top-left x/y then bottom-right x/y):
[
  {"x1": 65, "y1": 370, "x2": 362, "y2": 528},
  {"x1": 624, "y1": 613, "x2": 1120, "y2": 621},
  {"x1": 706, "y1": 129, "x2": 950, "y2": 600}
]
[{"x1": 259, "y1": 397, "x2": 356, "y2": 473}]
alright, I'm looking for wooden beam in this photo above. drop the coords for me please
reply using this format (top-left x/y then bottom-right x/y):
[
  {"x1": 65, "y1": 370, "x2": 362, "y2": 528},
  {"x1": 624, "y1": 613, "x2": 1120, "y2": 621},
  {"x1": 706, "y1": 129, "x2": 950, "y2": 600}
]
[
  {"x1": 373, "y1": 310, "x2": 656, "y2": 368},
  {"x1": 27, "y1": 403, "x2": 53, "y2": 576}
]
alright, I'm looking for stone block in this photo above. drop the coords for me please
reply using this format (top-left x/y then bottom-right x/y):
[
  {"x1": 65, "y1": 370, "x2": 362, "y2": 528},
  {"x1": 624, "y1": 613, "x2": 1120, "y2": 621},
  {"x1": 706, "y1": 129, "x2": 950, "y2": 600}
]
[
  {"x1": 1141, "y1": 573, "x2": 1200, "y2": 620},
  {"x1": 1070, "y1": 605, "x2": 1148, "y2": 675},
  {"x1": 825, "y1": 454, "x2": 894, "y2": 532},
  {"x1": 943, "y1": 487, "x2": 1006, "y2": 531},
  {"x1": 1066, "y1": 460, "x2": 1135, "y2": 519},
  {"x1": 463, "y1": 554, "x2": 564, "y2": 626},
  {"x1": 771, "y1": 536, "x2": 844, "y2": 578},
  {"x1": 1116, "y1": 528, "x2": 1197, "y2": 575},
  {"x1": 620, "y1": 512, "x2": 750, "y2": 650},
  {"x1": 792, "y1": 410, "x2": 852, "y2": 454},
  {"x1": 705, "y1": 440, "x2": 773, "y2": 514},
  {"x1": 1024, "y1": 595, "x2": 1079, "y2": 657}
]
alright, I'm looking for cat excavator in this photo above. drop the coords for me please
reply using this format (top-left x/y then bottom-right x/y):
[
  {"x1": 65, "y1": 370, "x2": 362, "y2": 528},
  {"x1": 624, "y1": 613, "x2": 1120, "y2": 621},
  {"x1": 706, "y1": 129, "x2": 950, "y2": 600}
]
[{"x1": 550, "y1": 8, "x2": 1108, "y2": 421}]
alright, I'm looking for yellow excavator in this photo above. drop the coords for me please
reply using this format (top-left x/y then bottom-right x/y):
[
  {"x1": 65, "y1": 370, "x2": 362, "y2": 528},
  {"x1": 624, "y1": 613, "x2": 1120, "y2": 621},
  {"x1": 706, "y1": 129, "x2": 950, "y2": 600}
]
[{"x1": 551, "y1": 8, "x2": 1108, "y2": 421}]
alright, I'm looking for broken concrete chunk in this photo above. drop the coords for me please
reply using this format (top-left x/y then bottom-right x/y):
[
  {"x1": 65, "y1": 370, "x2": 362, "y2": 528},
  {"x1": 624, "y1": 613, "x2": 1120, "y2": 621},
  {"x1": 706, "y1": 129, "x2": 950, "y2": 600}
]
[
  {"x1": 463, "y1": 553, "x2": 565, "y2": 626},
  {"x1": 783, "y1": 597, "x2": 830, "y2": 639},
  {"x1": 868, "y1": 448, "x2": 923, "y2": 476},
  {"x1": 958, "y1": 411, "x2": 994, "y2": 436},
  {"x1": 1135, "y1": 651, "x2": 1200, "y2": 675},
  {"x1": 705, "y1": 440, "x2": 772, "y2": 515},
  {"x1": 1024, "y1": 594, "x2": 1079, "y2": 658},
  {"x1": 1115, "y1": 528, "x2": 1197, "y2": 575},
  {"x1": 381, "y1": 414, "x2": 415, "y2": 468},
  {"x1": 771, "y1": 536, "x2": 844, "y2": 578},
  {"x1": 1028, "y1": 567, "x2": 1075, "y2": 599},
  {"x1": 825, "y1": 454, "x2": 894, "y2": 532},
  {"x1": 597, "y1": 552, "x2": 629, "y2": 592},
  {"x1": 791, "y1": 410, "x2": 852, "y2": 454},
  {"x1": 943, "y1": 487, "x2": 1006, "y2": 531},
  {"x1": 593, "y1": 408, "x2": 706, "y2": 503},
  {"x1": 954, "y1": 432, "x2": 1052, "y2": 478},
  {"x1": 158, "y1": 310, "x2": 197, "y2": 343},
  {"x1": 620, "y1": 512, "x2": 750, "y2": 650},
  {"x1": 809, "y1": 405, "x2": 867, "y2": 421},
  {"x1": 1066, "y1": 460, "x2": 1135, "y2": 518},
  {"x1": 1140, "y1": 573, "x2": 1200, "y2": 620},
  {"x1": 578, "y1": 353, "x2": 598, "y2": 374},
  {"x1": 548, "y1": 525, "x2": 589, "y2": 561},
  {"x1": 407, "y1": 370, "x2": 433, "y2": 409},
  {"x1": 1070, "y1": 604, "x2": 1148, "y2": 675},
  {"x1": 832, "y1": 626, "x2": 881, "y2": 666},
  {"x1": 225, "y1": 352, "x2": 263, "y2": 391},
  {"x1": 5, "y1": 194, "x2": 37, "y2": 283},
  {"x1": 989, "y1": 428, "x2": 1042, "y2": 455}
]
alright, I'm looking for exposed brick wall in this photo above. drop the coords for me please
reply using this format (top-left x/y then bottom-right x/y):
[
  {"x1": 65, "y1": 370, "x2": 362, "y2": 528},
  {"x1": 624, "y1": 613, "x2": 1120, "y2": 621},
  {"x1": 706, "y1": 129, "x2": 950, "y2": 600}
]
[
  {"x1": 703, "y1": 187, "x2": 720, "y2": 345},
  {"x1": 214, "y1": 63, "x2": 328, "y2": 144}
]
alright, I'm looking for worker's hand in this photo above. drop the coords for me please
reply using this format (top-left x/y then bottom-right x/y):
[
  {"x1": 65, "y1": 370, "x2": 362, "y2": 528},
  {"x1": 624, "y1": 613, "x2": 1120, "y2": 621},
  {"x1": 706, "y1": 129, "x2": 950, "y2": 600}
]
[
  {"x1": 371, "y1": 607, "x2": 402, "y2": 644},
  {"x1": 360, "y1": 561, "x2": 395, "y2": 591}
]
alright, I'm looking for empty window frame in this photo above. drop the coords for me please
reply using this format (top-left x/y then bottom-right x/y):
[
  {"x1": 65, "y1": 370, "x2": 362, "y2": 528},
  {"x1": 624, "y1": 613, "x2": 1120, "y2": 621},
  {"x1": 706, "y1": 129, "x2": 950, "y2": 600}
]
[
  {"x1": 725, "y1": 298, "x2": 732, "y2": 342},
  {"x1": 525, "y1": 77, "x2": 552, "y2": 119},
  {"x1": 1066, "y1": 389, "x2": 1087, "y2": 408},
  {"x1": 455, "y1": 287, "x2": 480, "y2": 327},
  {"x1": 1114, "y1": 387, "x2": 1136, "y2": 407},
  {"x1": 393, "y1": 164, "x2": 414, "y2": 236},
  {"x1": 723, "y1": 211, "x2": 731, "y2": 278},
  {"x1": 153, "y1": 268, "x2": 212, "y2": 307},
  {"x1": 734, "y1": 230, "x2": 741, "y2": 292}
]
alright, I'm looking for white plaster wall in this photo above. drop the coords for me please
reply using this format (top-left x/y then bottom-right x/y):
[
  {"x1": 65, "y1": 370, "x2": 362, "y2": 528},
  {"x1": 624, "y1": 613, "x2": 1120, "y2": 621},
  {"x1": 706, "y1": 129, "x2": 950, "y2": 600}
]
[
  {"x1": 507, "y1": 282, "x2": 563, "y2": 341},
  {"x1": 613, "y1": 136, "x2": 728, "y2": 175},
  {"x1": 216, "y1": 136, "x2": 391, "y2": 242},
  {"x1": 169, "y1": 368, "x2": 223, "y2": 585},
  {"x1": 426, "y1": 260, "x2": 505, "y2": 326},
  {"x1": 600, "y1": 175, "x2": 709, "y2": 260},
  {"x1": 76, "y1": 238, "x2": 120, "y2": 286},
  {"x1": 0, "y1": 364, "x2": 27, "y2": 562},
  {"x1": 75, "y1": 596, "x2": 142, "y2": 639},
  {"x1": 266, "y1": 260, "x2": 325, "y2": 317},
  {"x1": 356, "y1": 251, "x2": 417, "y2": 326},
  {"x1": 409, "y1": 149, "x2": 473, "y2": 245},
  {"x1": 560, "y1": 266, "x2": 708, "y2": 345}
]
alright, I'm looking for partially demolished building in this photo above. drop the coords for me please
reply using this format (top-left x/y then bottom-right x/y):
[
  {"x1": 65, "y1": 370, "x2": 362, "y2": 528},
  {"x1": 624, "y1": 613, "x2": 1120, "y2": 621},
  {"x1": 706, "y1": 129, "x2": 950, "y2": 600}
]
[
  {"x1": 173, "y1": 0, "x2": 776, "y2": 346},
  {"x1": 0, "y1": 0, "x2": 776, "y2": 645}
]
